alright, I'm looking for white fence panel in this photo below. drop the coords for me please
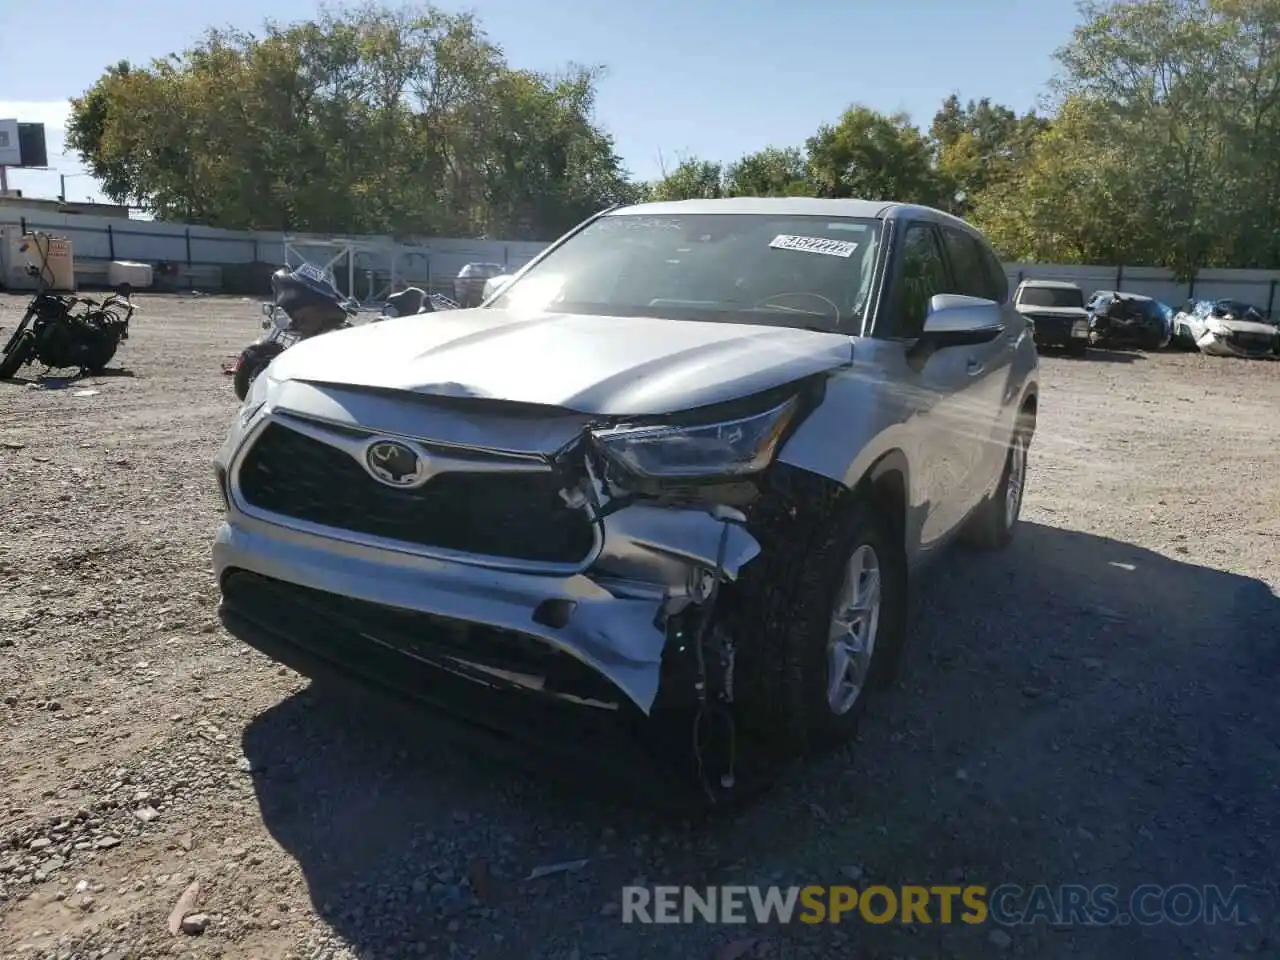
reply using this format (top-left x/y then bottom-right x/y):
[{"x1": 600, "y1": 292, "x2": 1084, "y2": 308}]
[{"x1": 3, "y1": 203, "x2": 1280, "y2": 310}]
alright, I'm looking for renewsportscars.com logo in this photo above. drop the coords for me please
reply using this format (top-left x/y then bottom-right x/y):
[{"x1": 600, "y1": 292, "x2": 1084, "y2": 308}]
[{"x1": 619, "y1": 884, "x2": 1251, "y2": 927}]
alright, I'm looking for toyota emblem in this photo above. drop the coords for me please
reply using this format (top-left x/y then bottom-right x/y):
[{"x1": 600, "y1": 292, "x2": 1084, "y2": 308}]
[{"x1": 364, "y1": 439, "x2": 428, "y2": 488}]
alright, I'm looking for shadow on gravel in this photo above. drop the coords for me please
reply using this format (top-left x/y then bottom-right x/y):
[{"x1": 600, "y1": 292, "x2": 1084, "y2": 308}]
[
  {"x1": 241, "y1": 522, "x2": 1279, "y2": 960},
  {"x1": 0, "y1": 368, "x2": 137, "y2": 388},
  {"x1": 1054, "y1": 347, "x2": 1144, "y2": 364}
]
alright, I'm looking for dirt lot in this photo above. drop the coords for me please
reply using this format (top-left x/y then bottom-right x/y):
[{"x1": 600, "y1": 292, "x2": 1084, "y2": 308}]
[{"x1": 1, "y1": 293, "x2": 1277, "y2": 960}]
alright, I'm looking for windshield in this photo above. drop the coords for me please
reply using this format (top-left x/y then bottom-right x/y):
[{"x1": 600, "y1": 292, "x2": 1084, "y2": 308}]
[
  {"x1": 488, "y1": 212, "x2": 883, "y2": 331},
  {"x1": 1018, "y1": 285, "x2": 1085, "y2": 309}
]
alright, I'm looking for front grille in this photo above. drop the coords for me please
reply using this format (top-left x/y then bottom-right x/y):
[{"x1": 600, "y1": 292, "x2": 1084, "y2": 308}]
[
  {"x1": 236, "y1": 422, "x2": 596, "y2": 564},
  {"x1": 1026, "y1": 312, "x2": 1078, "y2": 326}
]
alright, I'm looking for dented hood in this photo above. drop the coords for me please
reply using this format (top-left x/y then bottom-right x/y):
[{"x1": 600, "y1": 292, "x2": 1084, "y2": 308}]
[{"x1": 267, "y1": 307, "x2": 854, "y2": 416}]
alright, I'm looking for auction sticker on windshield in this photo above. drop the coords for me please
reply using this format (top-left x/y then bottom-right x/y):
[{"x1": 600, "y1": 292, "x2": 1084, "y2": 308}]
[{"x1": 769, "y1": 235, "x2": 859, "y2": 258}]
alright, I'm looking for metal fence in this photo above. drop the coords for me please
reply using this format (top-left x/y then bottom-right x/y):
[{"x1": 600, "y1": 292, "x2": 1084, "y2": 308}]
[
  {"x1": 7, "y1": 203, "x2": 1280, "y2": 309},
  {"x1": 0, "y1": 204, "x2": 548, "y2": 295}
]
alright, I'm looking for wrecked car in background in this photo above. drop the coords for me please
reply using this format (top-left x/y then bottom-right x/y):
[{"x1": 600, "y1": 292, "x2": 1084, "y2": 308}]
[
  {"x1": 482, "y1": 272, "x2": 515, "y2": 301},
  {"x1": 1012, "y1": 279, "x2": 1090, "y2": 355},
  {"x1": 1084, "y1": 290, "x2": 1172, "y2": 350},
  {"x1": 454, "y1": 262, "x2": 507, "y2": 308},
  {"x1": 212, "y1": 197, "x2": 1039, "y2": 804},
  {"x1": 1171, "y1": 299, "x2": 1280, "y2": 359}
]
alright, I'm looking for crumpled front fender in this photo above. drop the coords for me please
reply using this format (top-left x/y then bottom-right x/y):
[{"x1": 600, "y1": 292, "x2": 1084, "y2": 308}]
[{"x1": 593, "y1": 503, "x2": 761, "y2": 597}]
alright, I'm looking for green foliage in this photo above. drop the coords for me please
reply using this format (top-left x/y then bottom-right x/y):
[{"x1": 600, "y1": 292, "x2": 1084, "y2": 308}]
[
  {"x1": 648, "y1": 157, "x2": 725, "y2": 201},
  {"x1": 724, "y1": 147, "x2": 810, "y2": 197},
  {"x1": 806, "y1": 107, "x2": 948, "y2": 207},
  {"x1": 64, "y1": 0, "x2": 1280, "y2": 268},
  {"x1": 67, "y1": 3, "x2": 636, "y2": 239}
]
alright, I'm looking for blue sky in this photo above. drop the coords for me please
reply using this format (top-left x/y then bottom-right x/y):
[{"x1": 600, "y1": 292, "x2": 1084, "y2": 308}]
[{"x1": 0, "y1": 0, "x2": 1083, "y2": 206}]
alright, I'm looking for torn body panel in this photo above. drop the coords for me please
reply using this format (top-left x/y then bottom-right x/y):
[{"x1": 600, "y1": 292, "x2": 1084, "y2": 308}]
[
  {"x1": 1195, "y1": 327, "x2": 1279, "y2": 359},
  {"x1": 214, "y1": 388, "x2": 764, "y2": 716}
]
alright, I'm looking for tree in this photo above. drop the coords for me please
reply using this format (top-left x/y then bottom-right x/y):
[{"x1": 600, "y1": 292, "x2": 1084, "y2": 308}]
[
  {"x1": 65, "y1": 3, "x2": 635, "y2": 239},
  {"x1": 1204, "y1": 0, "x2": 1280, "y2": 267},
  {"x1": 805, "y1": 106, "x2": 948, "y2": 206},
  {"x1": 952, "y1": 0, "x2": 1280, "y2": 274},
  {"x1": 970, "y1": 95, "x2": 1148, "y2": 263},
  {"x1": 1050, "y1": 0, "x2": 1233, "y2": 275},
  {"x1": 70, "y1": 0, "x2": 1280, "y2": 270},
  {"x1": 928, "y1": 95, "x2": 1049, "y2": 217},
  {"x1": 648, "y1": 157, "x2": 725, "y2": 201},
  {"x1": 723, "y1": 146, "x2": 810, "y2": 197}
]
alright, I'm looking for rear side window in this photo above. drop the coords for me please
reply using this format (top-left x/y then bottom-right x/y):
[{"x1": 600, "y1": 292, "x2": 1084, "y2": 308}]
[
  {"x1": 940, "y1": 227, "x2": 990, "y2": 300},
  {"x1": 978, "y1": 244, "x2": 1009, "y2": 303}
]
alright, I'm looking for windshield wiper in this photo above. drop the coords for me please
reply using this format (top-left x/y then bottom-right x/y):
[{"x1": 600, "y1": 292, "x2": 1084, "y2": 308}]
[{"x1": 750, "y1": 305, "x2": 842, "y2": 332}]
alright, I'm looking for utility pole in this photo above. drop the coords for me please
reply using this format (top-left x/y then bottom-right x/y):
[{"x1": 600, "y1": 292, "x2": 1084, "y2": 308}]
[
  {"x1": 59, "y1": 173, "x2": 66, "y2": 202},
  {"x1": 0, "y1": 165, "x2": 8, "y2": 195}
]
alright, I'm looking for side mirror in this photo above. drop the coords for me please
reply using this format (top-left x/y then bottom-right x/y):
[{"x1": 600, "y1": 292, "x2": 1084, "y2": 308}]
[{"x1": 917, "y1": 294, "x2": 1005, "y2": 349}]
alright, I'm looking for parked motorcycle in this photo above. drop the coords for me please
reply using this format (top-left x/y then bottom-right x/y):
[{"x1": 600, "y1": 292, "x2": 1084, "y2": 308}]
[
  {"x1": 230, "y1": 264, "x2": 360, "y2": 401},
  {"x1": 0, "y1": 235, "x2": 135, "y2": 381},
  {"x1": 230, "y1": 262, "x2": 460, "y2": 400}
]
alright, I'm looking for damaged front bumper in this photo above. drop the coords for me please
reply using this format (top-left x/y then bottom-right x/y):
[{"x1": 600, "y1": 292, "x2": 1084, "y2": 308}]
[
  {"x1": 1195, "y1": 329, "x2": 1279, "y2": 359},
  {"x1": 212, "y1": 388, "x2": 764, "y2": 718}
]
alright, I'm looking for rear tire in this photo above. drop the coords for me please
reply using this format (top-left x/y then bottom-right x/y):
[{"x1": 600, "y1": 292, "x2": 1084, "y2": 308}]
[
  {"x1": 82, "y1": 331, "x2": 120, "y2": 375},
  {"x1": 0, "y1": 331, "x2": 35, "y2": 380},
  {"x1": 963, "y1": 412, "x2": 1033, "y2": 550}
]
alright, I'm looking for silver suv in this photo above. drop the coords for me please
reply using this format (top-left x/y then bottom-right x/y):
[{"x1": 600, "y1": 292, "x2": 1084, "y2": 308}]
[{"x1": 213, "y1": 198, "x2": 1039, "y2": 797}]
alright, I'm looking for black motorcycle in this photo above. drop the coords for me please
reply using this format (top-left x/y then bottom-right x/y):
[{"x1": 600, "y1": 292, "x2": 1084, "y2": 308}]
[
  {"x1": 0, "y1": 236, "x2": 135, "y2": 381},
  {"x1": 230, "y1": 263, "x2": 453, "y2": 400},
  {"x1": 230, "y1": 264, "x2": 363, "y2": 401}
]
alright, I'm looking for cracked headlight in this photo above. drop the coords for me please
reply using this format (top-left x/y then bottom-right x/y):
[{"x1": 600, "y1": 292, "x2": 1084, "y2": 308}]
[{"x1": 591, "y1": 397, "x2": 800, "y2": 480}]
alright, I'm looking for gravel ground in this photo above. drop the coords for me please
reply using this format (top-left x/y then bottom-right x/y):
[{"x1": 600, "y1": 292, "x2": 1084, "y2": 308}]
[{"x1": 1, "y1": 293, "x2": 1278, "y2": 960}]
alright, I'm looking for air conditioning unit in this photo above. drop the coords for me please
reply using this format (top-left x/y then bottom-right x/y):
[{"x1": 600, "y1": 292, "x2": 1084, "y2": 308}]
[{"x1": 0, "y1": 226, "x2": 76, "y2": 291}]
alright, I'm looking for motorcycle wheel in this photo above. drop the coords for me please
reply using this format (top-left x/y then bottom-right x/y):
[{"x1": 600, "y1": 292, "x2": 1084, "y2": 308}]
[
  {"x1": 233, "y1": 342, "x2": 285, "y2": 401},
  {"x1": 0, "y1": 331, "x2": 35, "y2": 380},
  {"x1": 82, "y1": 332, "x2": 121, "y2": 375}
]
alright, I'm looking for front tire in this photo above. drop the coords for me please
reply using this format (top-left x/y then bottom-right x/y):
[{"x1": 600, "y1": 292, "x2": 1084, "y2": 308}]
[
  {"x1": 727, "y1": 475, "x2": 908, "y2": 755},
  {"x1": 0, "y1": 331, "x2": 35, "y2": 380}
]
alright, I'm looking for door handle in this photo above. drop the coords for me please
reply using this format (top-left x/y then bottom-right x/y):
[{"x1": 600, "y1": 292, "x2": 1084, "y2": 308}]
[{"x1": 966, "y1": 357, "x2": 985, "y2": 376}]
